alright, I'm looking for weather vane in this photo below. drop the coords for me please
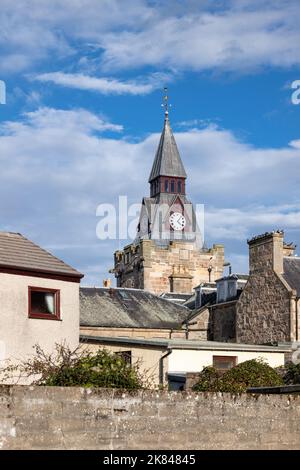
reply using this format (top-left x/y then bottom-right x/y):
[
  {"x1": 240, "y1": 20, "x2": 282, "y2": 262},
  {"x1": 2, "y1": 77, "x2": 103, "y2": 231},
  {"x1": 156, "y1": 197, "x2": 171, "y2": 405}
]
[{"x1": 161, "y1": 86, "x2": 171, "y2": 115}]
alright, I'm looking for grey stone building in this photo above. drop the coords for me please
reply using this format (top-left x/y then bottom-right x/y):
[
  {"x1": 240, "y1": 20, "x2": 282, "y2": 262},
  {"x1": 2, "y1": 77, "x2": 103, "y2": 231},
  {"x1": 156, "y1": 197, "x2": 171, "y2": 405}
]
[
  {"x1": 236, "y1": 231, "x2": 300, "y2": 344},
  {"x1": 185, "y1": 230, "x2": 300, "y2": 346}
]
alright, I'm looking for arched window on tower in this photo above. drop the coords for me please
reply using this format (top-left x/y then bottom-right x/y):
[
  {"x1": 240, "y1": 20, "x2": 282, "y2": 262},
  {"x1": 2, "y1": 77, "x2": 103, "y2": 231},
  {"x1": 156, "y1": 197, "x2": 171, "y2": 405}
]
[
  {"x1": 178, "y1": 180, "x2": 182, "y2": 193},
  {"x1": 171, "y1": 180, "x2": 175, "y2": 193},
  {"x1": 164, "y1": 179, "x2": 169, "y2": 192}
]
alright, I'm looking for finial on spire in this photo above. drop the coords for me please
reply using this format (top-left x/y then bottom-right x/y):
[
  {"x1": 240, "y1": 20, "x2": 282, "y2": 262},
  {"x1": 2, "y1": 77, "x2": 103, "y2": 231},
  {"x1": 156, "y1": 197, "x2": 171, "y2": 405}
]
[{"x1": 161, "y1": 86, "x2": 171, "y2": 118}]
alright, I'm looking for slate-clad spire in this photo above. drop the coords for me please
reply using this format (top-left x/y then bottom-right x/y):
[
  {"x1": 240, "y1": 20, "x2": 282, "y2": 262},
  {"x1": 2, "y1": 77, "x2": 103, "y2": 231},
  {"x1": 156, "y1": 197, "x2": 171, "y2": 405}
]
[{"x1": 148, "y1": 111, "x2": 187, "y2": 183}]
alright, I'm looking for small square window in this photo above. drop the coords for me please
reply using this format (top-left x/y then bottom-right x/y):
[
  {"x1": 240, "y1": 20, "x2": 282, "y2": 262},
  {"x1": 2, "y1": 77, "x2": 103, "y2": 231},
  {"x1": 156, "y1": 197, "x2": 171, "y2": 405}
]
[
  {"x1": 213, "y1": 355, "x2": 237, "y2": 371},
  {"x1": 28, "y1": 287, "x2": 60, "y2": 320}
]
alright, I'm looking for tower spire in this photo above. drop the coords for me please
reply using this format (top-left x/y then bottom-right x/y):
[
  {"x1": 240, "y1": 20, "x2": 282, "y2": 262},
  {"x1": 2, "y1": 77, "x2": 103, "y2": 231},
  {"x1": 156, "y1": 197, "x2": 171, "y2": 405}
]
[{"x1": 149, "y1": 89, "x2": 186, "y2": 185}]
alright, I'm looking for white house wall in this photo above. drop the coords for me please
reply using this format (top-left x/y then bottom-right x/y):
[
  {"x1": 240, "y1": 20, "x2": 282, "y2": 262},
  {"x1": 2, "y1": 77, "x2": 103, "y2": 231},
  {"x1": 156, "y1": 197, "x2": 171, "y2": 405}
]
[
  {"x1": 168, "y1": 349, "x2": 285, "y2": 373},
  {"x1": 0, "y1": 273, "x2": 80, "y2": 366}
]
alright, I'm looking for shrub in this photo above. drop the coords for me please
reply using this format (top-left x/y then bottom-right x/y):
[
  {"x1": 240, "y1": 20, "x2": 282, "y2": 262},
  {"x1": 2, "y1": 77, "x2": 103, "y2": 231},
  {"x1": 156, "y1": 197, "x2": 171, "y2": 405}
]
[
  {"x1": 283, "y1": 362, "x2": 300, "y2": 385},
  {"x1": 192, "y1": 366, "x2": 221, "y2": 392},
  {"x1": 0, "y1": 343, "x2": 145, "y2": 390},
  {"x1": 193, "y1": 359, "x2": 284, "y2": 393},
  {"x1": 219, "y1": 359, "x2": 284, "y2": 393}
]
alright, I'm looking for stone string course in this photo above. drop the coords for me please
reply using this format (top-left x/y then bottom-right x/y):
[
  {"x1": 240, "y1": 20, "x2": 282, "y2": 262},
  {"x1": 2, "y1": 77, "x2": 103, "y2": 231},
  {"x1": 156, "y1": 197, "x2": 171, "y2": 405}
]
[{"x1": 0, "y1": 386, "x2": 300, "y2": 450}]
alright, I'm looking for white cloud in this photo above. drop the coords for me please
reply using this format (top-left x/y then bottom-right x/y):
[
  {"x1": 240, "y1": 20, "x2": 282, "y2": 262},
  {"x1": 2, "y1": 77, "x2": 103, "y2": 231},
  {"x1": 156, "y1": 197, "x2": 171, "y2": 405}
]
[
  {"x1": 204, "y1": 205, "x2": 300, "y2": 241},
  {"x1": 1, "y1": 1, "x2": 300, "y2": 75},
  {"x1": 1, "y1": 107, "x2": 123, "y2": 135},
  {"x1": 289, "y1": 139, "x2": 300, "y2": 149},
  {"x1": 100, "y1": 1, "x2": 300, "y2": 72},
  {"x1": 34, "y1": 71, "x2": 170, "y2": 95},
  {"x1": 0, "y1": 107, "x2": 300, "y2": 283},
  {"x1": 0, "y1": 0, "x2": 152, "y2": 73}
]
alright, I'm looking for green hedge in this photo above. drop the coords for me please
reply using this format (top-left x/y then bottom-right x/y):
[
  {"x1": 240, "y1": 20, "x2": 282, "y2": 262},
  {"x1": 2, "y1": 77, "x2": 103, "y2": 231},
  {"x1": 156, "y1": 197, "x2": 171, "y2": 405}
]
[{"x1": 193, "y1": 359, "x2": 284, "y2": 393}]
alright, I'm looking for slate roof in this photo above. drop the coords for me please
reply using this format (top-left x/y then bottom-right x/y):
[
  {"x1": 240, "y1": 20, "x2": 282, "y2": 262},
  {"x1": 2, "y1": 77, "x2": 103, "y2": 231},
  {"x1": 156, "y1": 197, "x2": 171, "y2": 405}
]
[
  {"x1": 160, "y1": 292, "x2": 192, "y2": 305},
  {"x1": 80, "y1": 287, "x2": 190, "y2": 329},
  {"x1": 283, "y1": 257, "x2": 300, "y2": 296},
  {"x1": 149, "y1": 115, "x2": 187, "y2": 182},
  {"x1": 184, "y1": 291, "x2": 217, "y2": 311},
  {"x1": 183, "y1": 292, "x2": 196, "y2": 310},
  {"x1": 0, "y1": 231, "x2": 83, "y2": 279}
]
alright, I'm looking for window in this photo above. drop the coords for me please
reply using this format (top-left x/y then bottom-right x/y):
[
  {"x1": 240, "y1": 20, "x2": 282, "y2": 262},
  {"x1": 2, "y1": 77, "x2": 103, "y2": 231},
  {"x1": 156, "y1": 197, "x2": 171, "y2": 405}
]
[
  {"x1": 177, "y1": 180, "x2": 182, "y2": 193},
  {"x1": 115, "y1": 351, "x2": 132, "y2": 365},
  {"x1": 213, "y1": 355, "x2": 237, "y2": 372},
  {"x1": 28, "y1": 287, "x2": 60, "y2": 320},
  {"x1": 164, "y1": 179, "x2": 169, "y2": 192},
  {"x1": 170, "y1": 180, "x2": 175, "y2": 192}
]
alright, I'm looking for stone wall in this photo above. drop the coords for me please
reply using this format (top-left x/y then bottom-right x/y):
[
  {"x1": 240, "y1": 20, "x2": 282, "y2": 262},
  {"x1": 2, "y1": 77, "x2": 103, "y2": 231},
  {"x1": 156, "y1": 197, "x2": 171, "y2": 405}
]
[
  {"x1": 187, "y1": 307, "x2": 210, "y2": 340},
  {"x1": 236, "y1": 271, "x2": 291, "y2": 344},
  {"x1": 236, "y1": 232, "x2": 293, "y2": 344},
  {"x1": 0, "y1": 386, "x2": 300, "y2": 450},
  {"x1": 210, "y1": 302, "x2": 237, "y2": 342},
  {"x1": 115, "y1": 239, "x2": 224, "y2": 295}
]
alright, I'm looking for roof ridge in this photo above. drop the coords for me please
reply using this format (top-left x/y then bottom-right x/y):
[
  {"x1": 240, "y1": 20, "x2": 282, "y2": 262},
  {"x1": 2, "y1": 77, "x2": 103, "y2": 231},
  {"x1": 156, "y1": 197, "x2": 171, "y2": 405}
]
[
  {"x1": 0, "y1": 231, "x2": 83, "y2": 278},
  {"x1": 18, "y1": 233, "x2": 81, "y2": 272},
  {"x1": 0, "y1": 231, "x2": 22, "y2": 236}
]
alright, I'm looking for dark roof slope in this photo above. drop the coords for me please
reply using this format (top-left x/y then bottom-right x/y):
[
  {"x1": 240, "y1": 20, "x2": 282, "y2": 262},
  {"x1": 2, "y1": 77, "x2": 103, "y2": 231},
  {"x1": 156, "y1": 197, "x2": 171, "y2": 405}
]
[
  {"x1": 149, "y1": 115, "x2": 187, "y2": 182},
  {"x1": 80, "y1": 287, "x2": 190, "y2": 328},
  {"x1": 283, "y1": 257, "x2": 300, "y2": 296},
  {"x1": 184, "y1": 291, "x2": 217, "y2": 311},
  {"x1": 0, "y1": 231, "x2": 83, "y2": 278},
  {"x1": 160, "y1": 292, "x2": 192, "y2": 303}
]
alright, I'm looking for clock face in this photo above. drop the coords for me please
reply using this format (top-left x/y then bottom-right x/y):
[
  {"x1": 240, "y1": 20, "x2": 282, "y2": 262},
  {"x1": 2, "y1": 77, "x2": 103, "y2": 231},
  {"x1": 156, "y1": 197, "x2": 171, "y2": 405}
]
[{"x1": 169, "y1": 212, "x2": 186, "y2": 231}]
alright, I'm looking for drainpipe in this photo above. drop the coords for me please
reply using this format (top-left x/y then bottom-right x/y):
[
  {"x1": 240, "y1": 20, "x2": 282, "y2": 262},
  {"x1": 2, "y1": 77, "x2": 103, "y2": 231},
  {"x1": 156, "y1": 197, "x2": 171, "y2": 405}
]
[
  {"x1": 184, "y1": 322, "x2": 188, "y2": 340},
  {"x1": 159, "y1": 349, "x2": 172, "y2": 387},
  {"x1": 290, "y1": 294, "x2": 298, "y2": 342}
]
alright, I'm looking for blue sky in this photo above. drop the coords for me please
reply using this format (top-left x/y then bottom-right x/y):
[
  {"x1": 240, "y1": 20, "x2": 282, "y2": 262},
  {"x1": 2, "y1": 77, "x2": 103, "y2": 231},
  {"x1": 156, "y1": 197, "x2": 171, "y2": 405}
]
[{"x1": 0, "y1": 0, "x2": 300, "y2": 285}]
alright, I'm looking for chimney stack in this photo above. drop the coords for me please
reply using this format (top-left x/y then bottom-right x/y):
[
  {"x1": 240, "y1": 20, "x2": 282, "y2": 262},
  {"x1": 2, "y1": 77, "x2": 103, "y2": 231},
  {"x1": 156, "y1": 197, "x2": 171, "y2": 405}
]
[
  {"x1": 248, "y1": 230, "x2": 284, "y2": 275},
  {"x1": 103, "y1": 279, "x2": 111, "y2": 288}
]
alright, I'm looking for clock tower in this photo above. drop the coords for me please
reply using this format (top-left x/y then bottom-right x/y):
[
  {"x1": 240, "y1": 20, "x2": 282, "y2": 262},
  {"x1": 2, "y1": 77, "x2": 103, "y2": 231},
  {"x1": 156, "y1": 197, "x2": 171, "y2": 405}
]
[{"x1": 111, "y1": 91, "x2": 224, "y2": 295}]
